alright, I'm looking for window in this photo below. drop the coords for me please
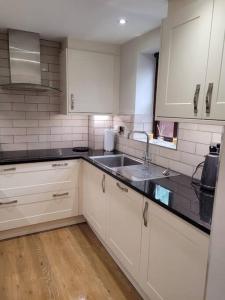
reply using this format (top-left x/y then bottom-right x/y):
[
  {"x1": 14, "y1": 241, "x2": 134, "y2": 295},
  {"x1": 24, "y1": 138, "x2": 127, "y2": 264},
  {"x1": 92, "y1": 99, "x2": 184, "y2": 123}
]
[{"x1": 152, "y1": 53, "x2": 178, "y2": 144}]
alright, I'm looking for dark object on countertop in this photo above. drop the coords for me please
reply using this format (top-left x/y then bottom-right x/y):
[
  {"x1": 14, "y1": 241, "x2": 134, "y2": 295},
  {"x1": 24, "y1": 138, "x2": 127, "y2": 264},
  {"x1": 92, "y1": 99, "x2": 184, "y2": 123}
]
[
  {"x1": 72, "y1": 147, "x2": 89, "y2": 152},
  {"x1": 118, "y1": 126, "x2": 125, "y2": 135},
  {"x1": 201, "y1": 144, "x2": 220, "y2": 192}
]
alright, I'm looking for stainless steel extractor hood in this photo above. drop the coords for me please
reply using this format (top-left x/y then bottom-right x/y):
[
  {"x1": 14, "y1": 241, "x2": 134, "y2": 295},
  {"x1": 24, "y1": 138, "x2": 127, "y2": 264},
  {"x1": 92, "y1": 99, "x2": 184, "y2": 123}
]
[{"x1": 1, "y1": 29, "x2": 60, "y2": 92}]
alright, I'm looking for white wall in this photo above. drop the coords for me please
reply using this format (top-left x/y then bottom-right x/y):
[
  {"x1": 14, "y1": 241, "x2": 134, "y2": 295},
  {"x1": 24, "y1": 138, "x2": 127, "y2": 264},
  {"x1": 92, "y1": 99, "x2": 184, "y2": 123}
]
[
  {"x1": 205, "y1": 129, "x2": 225, "y2": 300},
  {"x1": 135, "y1": 53, "x2": 155, "y2": 119},
  {"x1": 119, "y1": 28, "x2": 160, "y2": 114}
]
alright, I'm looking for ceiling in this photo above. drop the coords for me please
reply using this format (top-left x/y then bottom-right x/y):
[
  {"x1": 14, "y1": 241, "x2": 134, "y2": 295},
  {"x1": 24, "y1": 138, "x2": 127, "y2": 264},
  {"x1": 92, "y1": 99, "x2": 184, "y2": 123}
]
[{"x1": 0, "y1": 0, "x2": 168, "y2": 44}]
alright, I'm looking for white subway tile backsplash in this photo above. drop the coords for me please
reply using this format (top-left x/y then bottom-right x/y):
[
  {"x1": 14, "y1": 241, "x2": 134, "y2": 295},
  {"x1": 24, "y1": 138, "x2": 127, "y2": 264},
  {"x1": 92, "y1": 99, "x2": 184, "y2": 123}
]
[
  {"x1": 0, "y1": 94, "x2": 24, "y2": 103},
  {"x1": 39, "y1": 134, "x2": 62, "y2": 142},
  {"x1": 50, "y1": 127, "x2": 73, "y2": 134},
  {"x1": 212, "y1": 133, "x2": 222, "y2": 144},
  {"x1": 39, "y1": 119, "x2": 62, "y2": 127},
  {"x1": 168, "y1": 160, "x2": 194, "y2": 177},
  {"x1": 26, "y1": 112, "x2": 50, "y2": 120},
  {"x1": 27, "y1": 127, "x2": 51, "y2": 135},
  {"x1": 0, "y1": 128, "x2": 26, "y2": 135},
  {"x1": 25, "y1": 95, "x2": 49, "y2": 104},
  {"x1": 1, "y1": 143, "x2": 27, "y2": 151},
  {"x1": 13, "y1": 103, "x2": 37, "y2": 112},
  {"x1": 0, "y1": 120, "x2": 13, "y2": 127},
  {"x1": 177, "y1": 140, "x2": 196, "y2": 153},
  {"x1": 0, "y1": 135, "x2": 13, "y2": 143},
  {"x1": 197, "y1": 124, "x2": 223, "y2": 133},
  {"x1": 50, "y1": 141, "x2": 73, "y2": 149},
  {"x1": 73, "y1": 140, "x2": 88, "y2": 147},
  {"x1": 0, "y1": 103, "x2": 11, "y2": 110},
  {"x1": 27, "y1": 142, "x2": 51, "y2": 150},
  {"x1": 179, "y1": 129, "x2": 212, "y2": 144},
  {"x1": 179, "y1": 123, "x2": 198, "y2": 130},
  {"x1": 38, "y1": 104, "x2": 59, "y2": 112},
  {"x1": 180, "y1": 152, "x2": 204, "y2": 167},
  {"x1": 14, "y1": 135, "x2": 39, "y2": 143},
  {"x1": 196, "y1": 143, "x2": 209, "y2": 156},
  {"x1": 13, "y1": 120, "x2": 38, "y2": 128},
  {"x1": 0, "y1": 111, "x2": 25, "y2": 120}
]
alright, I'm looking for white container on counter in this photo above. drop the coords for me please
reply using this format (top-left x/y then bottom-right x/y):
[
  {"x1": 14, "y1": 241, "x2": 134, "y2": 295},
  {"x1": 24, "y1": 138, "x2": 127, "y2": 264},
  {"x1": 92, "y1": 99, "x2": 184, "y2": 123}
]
[{"x1": 104, "y1": 129, "x2": 115, "y2": 151}]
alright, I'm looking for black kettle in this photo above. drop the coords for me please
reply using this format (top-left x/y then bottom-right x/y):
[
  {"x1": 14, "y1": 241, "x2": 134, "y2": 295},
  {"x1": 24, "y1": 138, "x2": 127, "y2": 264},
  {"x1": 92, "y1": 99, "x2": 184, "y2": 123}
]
[{"x1": 200, "y1": 145, "x2": 220, "y2": 192}]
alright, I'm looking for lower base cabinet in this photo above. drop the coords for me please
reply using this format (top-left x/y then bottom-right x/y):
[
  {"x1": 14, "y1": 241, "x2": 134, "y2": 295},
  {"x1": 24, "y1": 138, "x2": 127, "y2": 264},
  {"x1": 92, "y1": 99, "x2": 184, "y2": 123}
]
[
  {"x1": 82, "y1": 162, "x2": 209, "y2": 300},
  {"x1": 0, "y1": 160, "x2": 79, "y2": 232},
  {"x1": 140, "y1": 200, "x2": 209, "y2": 300},
  {"x1": 106, "y1": 176, "x2": 143, "y2": 281},
  {"x1": 82, "y1": 162, "x2": 107, "y2": 240}
]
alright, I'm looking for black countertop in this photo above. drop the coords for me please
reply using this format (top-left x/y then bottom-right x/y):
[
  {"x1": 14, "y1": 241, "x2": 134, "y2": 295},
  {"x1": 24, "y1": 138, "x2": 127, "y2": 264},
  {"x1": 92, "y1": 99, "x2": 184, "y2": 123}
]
[{"x1": 0, "y1": 148, "x2": 214, "y2": 234}]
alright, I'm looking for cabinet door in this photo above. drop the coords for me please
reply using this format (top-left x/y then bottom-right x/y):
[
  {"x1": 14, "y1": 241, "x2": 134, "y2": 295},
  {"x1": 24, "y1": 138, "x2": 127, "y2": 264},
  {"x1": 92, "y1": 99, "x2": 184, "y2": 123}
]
[
  {"x1": 106, "y1": 177, "x2": 143, "y2": 280},
  {"x1": 140, "y1": 201, "x2": 209, "y2": 300},
  {"x1": 67, "y1": 49, "x2": 115, "y2": 113},
  {"x1": 82, "y1": 162, "x2": 107, "y2": 240},
  {"x1": 156, "y1": 0, "x2": 213, "y2": 119},
  {"x1": 203, "y1": 0, "x2": 225, "y2": 120}
]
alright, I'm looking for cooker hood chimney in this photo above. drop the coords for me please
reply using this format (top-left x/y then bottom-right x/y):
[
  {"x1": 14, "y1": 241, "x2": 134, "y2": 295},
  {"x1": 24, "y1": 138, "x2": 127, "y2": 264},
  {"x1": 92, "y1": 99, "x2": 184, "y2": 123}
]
[{"x1": 1, "y1": 29, "x2": 60, "y2": 92}]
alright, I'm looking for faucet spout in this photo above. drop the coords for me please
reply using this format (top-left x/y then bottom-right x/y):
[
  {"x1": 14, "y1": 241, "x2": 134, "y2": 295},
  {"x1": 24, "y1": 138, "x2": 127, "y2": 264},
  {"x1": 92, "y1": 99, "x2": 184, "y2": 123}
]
[{"x1": 128, "y1": 131, "x2": 151, "y2": 163}]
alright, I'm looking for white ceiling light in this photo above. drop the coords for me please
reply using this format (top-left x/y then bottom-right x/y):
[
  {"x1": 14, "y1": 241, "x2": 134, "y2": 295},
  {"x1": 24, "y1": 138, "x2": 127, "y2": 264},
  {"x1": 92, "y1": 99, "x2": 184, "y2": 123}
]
[{"x1": 119, "y1": 18, "x2": 127, "y2": 25}]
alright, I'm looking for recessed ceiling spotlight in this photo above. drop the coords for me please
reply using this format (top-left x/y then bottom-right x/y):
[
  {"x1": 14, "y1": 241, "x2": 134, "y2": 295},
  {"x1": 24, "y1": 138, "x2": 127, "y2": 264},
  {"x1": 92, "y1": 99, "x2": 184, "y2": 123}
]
[{"x1": 119, "y1": 18, "x2": 127, "y2": 25}]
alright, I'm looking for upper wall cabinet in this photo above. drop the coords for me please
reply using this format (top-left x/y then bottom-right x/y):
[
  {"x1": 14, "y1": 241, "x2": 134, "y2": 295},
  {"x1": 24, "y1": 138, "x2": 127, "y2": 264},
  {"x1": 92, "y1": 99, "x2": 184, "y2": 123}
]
[
  {"x1": 156, "y1": 0, "x2": 225, "y2": 122},
  {"x1": 60, "y1": 40, "x2": 120, "y2": 114},
  {"x1": 156, "y1": 0, "x2": 213, "y2": 120},
  {"x1": 202, "y1": 0, "x2": 225, "y2": 120}
]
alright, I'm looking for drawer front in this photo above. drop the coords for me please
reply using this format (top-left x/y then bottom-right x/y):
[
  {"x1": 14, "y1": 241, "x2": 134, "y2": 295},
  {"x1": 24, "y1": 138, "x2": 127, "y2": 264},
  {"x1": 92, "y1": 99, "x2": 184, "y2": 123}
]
[
  {"x1": 0, "y1": 181, "x2": 75, "y2": 198},
  {"x1": 0, "y1": 188, "x2": 76, "y2": 231},
  {"x1": 0, "y1": 160, "x2": 79, "y2": 190},
  {"x1": 0, "y1": 160, "x2": 78, "y2": 174}
]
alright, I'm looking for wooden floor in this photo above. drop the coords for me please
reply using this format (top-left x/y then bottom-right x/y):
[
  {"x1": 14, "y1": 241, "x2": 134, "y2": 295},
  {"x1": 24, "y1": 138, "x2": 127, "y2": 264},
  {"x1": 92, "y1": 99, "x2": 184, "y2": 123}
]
[{"x1": 0, "y1": 223, "x2": 143, "y2": 300}]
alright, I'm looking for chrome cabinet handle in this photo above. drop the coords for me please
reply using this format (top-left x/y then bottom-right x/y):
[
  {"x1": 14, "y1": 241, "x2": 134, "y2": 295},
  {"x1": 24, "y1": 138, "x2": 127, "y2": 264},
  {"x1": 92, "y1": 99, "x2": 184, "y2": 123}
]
[
  {"x1": 0, "y1": 200, "x2": 18, "y2": 205},
  {"x1": 101, "y1": 174, "x2": 106, "y2": 193},
  {"x1": 143, "y1": 202, "x2": 149, "y2": 227},
  {"x1": 193, "y1": 84, "x2": 201, "y2": 114},
  {"x1": 52, "y1": 163, "x2": 68, "y2": 167},
  {"x1": 53, "y1": 192, "x2": 69, "y2": 198},
  {"x1": 206, "y1": 83, "x2": 213, "y2": 114},
  {"x1": 1, "y1": 167, "x2": 16, "y2": 172},
  {"x1": 116, "y1": 182, "x2": 128, "y2": 193},
  {"x1": 71, "y1": 93, "x2": 75, "y2": 110}
]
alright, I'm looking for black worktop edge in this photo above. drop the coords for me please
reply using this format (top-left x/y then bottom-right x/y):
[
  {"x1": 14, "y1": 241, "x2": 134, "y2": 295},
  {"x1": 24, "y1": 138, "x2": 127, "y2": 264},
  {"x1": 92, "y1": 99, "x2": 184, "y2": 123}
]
[{"x1": 0, "y1": 152, "x2": 211, "y2": 235}]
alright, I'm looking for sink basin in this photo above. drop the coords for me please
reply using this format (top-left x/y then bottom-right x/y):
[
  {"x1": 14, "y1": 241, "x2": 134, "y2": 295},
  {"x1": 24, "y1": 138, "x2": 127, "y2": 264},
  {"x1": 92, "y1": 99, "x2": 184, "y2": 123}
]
[
  {"x1": 115, "y1": 164, "x2": 180, "y2": 181},
  {"x1": 91, "y1": 154, "x2": 180, "y2": 182},
  {"x1": 90, "y1": 154, "x2": 142, "y2": 169}
]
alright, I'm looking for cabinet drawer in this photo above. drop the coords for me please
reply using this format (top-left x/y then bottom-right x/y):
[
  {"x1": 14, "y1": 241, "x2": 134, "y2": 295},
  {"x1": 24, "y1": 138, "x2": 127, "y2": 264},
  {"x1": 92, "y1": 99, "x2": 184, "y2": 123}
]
[
  {"x1": 0, "y1": 181, "x2": 75, "y2": 198},
  {"x1": 0, "y1": 160, "x2": 78, "y2": 174},
  {"x1": 0, "y1": 188, "x2": 76, "y2": 231},
  {"x1": 0, "y1": 161, "x2": 79, "y2": 189}
]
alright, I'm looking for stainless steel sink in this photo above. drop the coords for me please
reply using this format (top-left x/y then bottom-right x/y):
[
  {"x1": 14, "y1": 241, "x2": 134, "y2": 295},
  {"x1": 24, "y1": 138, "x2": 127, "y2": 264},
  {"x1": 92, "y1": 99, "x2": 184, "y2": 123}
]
[
  {"x1": 115, "y1": 164, "x2": 180, "y2": 181},
  {"x1": 90, "y1": 154, "x2": 142, "y2": 169},
  {"x1": 90, "y1": 154, "x2": 180, "y2": 181}
]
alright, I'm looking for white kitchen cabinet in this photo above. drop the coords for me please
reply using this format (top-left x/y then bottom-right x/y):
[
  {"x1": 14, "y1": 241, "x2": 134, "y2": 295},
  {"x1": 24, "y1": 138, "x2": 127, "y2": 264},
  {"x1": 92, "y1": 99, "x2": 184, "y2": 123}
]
[
  {"x1": 156, "y1": 0, "x2": 213, "y2": 119},
  {"x1": 0, "y1": 160, "x2": 79, "y2": 231},
  {"x1": 106, "y1": 176, "x2": 143, "y2": 280},
  {"x1": 140, "y1": 200, "x2": 209, "y2": 300},
  {"x1": 82, "y1": 162, "x2": 107, "y2": 240},
  {"x1": 61, "y1": 48, "x2": 119, "y2": 114},
  {"x1": 202, "y1": 0, "x2": 225, "y2": 120}
]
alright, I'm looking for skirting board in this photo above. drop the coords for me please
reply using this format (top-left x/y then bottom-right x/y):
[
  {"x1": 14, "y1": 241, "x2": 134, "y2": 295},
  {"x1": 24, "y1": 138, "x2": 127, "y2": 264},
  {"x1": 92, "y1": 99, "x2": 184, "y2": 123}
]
[{"x1": 0, "y1": 215, "x2": 86, "y2": 241}]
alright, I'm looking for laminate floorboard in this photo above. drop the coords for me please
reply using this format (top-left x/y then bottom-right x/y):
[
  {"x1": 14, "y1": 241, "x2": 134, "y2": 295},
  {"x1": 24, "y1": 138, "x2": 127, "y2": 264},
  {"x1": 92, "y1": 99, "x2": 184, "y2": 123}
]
[{"x1": 0, "y1": 223, "x2": 143, "y2": 300}]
